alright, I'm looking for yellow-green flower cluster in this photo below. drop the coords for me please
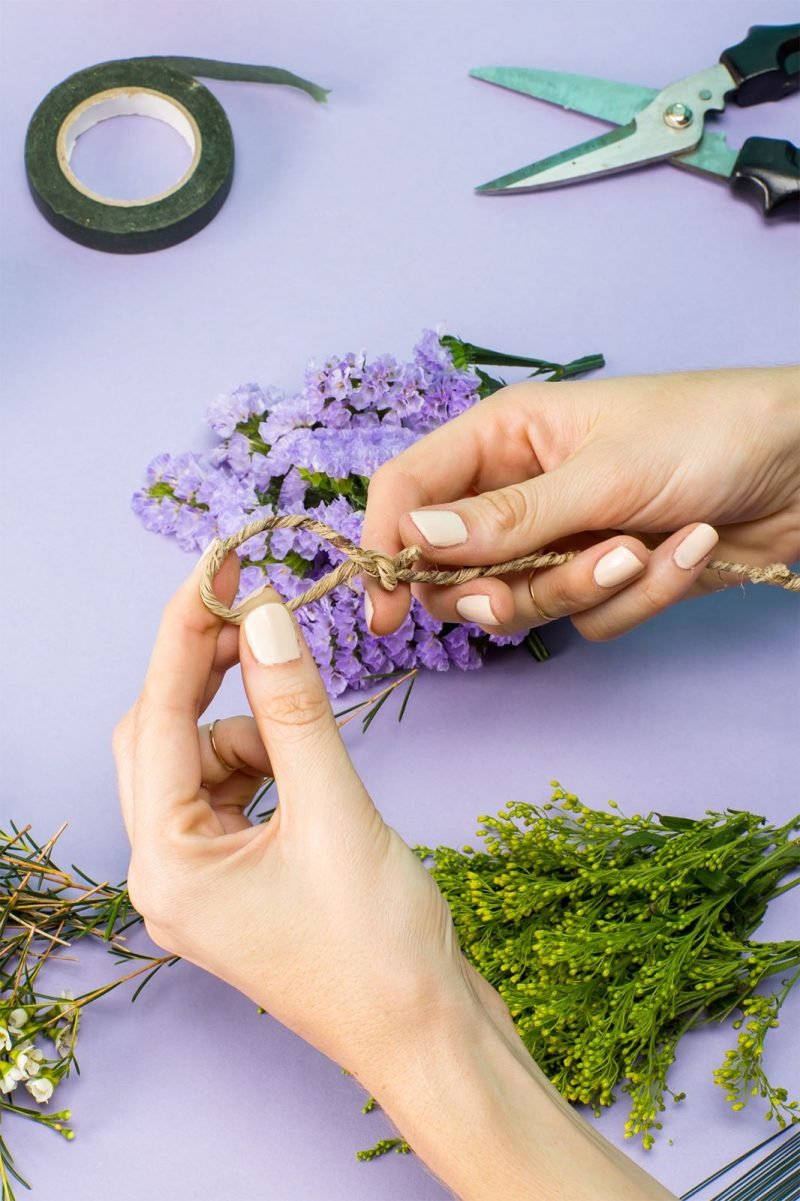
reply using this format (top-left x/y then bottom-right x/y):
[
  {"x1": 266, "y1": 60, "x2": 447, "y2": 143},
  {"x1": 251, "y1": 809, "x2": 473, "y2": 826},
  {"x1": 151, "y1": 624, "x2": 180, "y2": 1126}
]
[
  {"x1": 420, "y1": 785, "x2": 800, "y2": 1148},
  {"x1": 713, "y1": 986, "x2": 799, "y2": 1126}
]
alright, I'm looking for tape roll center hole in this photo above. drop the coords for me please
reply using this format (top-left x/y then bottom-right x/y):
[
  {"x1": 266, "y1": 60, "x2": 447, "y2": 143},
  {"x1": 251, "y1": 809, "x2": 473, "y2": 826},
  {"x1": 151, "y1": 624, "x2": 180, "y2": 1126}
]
[{"x1": 65, "y1": 92, "x2": 196, "y2": 202}]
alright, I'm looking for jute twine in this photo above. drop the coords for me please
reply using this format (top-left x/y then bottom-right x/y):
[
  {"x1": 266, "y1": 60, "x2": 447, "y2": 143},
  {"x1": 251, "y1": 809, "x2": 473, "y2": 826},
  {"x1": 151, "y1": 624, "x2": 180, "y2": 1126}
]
[{"x1": 199, "y1": 513, "x2": 800, "y2": 624}]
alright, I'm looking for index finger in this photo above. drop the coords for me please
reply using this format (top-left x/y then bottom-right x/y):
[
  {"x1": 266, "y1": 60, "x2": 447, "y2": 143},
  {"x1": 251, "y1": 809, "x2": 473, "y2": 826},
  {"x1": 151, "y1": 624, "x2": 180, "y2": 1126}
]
[
  {"x1": 361, "y1": 387, "x2": 542, "y2": 634},
  {"x1": 132, "y1": 547, "x2": 240, "y2": 838}
]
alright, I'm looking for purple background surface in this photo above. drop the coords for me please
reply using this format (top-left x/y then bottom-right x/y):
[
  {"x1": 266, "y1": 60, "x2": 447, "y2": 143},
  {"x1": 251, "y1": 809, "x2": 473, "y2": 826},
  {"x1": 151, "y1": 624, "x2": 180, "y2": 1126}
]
[{"x1": 2, "y1": 1, "x2": 799, "y2": 1198}]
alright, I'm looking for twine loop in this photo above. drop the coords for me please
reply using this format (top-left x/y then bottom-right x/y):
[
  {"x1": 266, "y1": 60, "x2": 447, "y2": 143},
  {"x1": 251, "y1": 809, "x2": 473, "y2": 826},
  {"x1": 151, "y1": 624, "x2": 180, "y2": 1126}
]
[{"x1": 198, "y1": 513, "x2": 800, "y2": 625}]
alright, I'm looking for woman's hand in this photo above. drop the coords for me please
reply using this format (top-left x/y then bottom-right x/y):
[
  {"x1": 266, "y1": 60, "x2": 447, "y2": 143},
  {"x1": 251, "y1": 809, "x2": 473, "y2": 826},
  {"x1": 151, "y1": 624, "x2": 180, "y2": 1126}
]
[
  {"x1": 361, "y1": 366, "x2": 800, "y2": 640},
  {"x1": 112, "y1": 549, "x2": 676, "y2": 1200},
  {"x1": 112, "y1": 548, "x2": 471, "y2": 1075}
]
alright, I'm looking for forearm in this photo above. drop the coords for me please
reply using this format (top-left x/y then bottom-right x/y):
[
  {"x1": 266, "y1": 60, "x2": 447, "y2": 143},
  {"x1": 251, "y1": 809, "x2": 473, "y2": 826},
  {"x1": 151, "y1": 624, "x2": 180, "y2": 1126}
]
[{"x1": 359, "y1": 993, "x2": 676, "y2": 1201}]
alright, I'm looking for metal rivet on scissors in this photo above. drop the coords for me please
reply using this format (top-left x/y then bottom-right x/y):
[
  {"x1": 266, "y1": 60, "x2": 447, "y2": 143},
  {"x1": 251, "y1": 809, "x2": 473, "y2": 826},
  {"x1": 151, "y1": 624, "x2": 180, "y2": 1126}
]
[{"x1": 471, "y1": 23, "x2": 800, "y2": 219}]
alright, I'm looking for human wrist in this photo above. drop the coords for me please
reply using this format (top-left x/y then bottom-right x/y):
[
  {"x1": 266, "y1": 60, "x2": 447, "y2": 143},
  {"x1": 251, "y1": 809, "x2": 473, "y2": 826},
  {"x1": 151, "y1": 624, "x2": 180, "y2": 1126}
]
[{"x1": 354, "y1": 983, "x2": 676, "y2": 1201}]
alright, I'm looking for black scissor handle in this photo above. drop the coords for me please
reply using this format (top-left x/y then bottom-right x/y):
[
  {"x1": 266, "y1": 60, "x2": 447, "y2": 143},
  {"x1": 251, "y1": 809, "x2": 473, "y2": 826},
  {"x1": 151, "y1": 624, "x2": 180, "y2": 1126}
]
[
  {"x1": 721, "y1": 24, "x2": 799, "y2": 106},
  {"x1": 731, "y1": 137, "x2": 800, "y2": 218}
]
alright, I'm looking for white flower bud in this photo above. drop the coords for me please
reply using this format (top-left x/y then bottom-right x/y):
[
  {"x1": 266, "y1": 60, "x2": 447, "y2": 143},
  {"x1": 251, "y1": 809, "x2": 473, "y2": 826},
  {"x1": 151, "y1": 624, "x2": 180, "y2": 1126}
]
[
  {"x1": 26, "y1": 1076, "x2": 54, "y2": 1104},
  {"x1": 0, "y1": 1061, "x2": 24, "y2": 1094}
]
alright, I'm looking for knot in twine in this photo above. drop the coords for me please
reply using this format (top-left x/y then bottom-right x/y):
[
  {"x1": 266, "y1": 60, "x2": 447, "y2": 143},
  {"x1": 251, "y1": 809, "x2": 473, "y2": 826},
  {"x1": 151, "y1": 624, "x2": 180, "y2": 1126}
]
[{"x1": 199, "y1": 513, "x2": 800, "y2": 625}]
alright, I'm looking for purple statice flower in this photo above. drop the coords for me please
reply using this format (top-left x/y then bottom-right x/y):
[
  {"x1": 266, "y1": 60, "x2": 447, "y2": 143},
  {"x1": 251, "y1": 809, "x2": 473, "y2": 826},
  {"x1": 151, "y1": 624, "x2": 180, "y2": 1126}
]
[
  {"x1": 352, "y1": 354, "x2": 396, "y2": 408},
  {"x1": 297, "y1": 596, "x2": 335, "y2": 666},
  {"x1": 258, "y1": 390, "x2": 326, "y2": 443},
  {"x1": 350, "y1": 410, "x2": 381, "y2": 429},
  {"x1": 266, "y1": 525, "x2": 295, "y2": 560},
  {"x1": 442, "y1": 624, "x2": 484, "y2": 671},
  {"x1": 195, "y1": 469, "x2": 258, "y2": 525},
  {"x1": 414, "y1": 631, "x2": 451, "y2": 672},
  {"x1": 271, "y1": 519, "x2": 327, "y2": 563},
  {"x1": 487, "y1": 629, "x2": 528, "y2": 648},
  {"x1": 238, "y1": 503, "x2": 274, "y2": 562},
  {"x1": 134, "y1": 328, "x2": 537, "y2": 698},
  {"x1": 313, "y1": 495, "x2": 365, "y2": 544},
  {"x1": 210, "y1": 437, "x2": 274, "y2": 491},
  {"x1": 412, "y1": 601, "x2": 445, "y2": 635},
  {"x1": 169, "y1": 452, "x2": 212, "y2": 502},
  {"x1": 327, "y1": 367, "x2": 351, "y2": 401},
  {"x1": 145, "y1": 451, "x2": 175, "y2": 486},
  {"x1": 131, "y1": 488, "x2": 181, "y2": 536},
  {"x1": 173, "y1": 503, "x2": 217, "y2": 553},
  {"x1": 224, "y1": 433, "x2": 257, "y2": 479},
  {"x1": 264, "y1": 561, "x2": 310, "y2": 602},
  {"x1": 279, "y1": 467, "x2": 309, "y2": 510},
  {"x1": 236, "y1": 563, "x2": 267, "y2": 602},
  {"x1": 413, "y1": 326, "x2": 453, "y2": 375},
  {"x1": 386, "y1": 362, "x2": 427, "y2": 420},
  {"x1": 262, "y1": 428, "x2": 318, "y2": 477},
  {"x1": 321, "y1": 399, "x2": 352, "y2": 430},
  {"x1": 406, "y1": 368, "x2": 478, "y2": 434},
  {"x1": 205, "y1": 383, "x2": 276, "y2": 438},
  {"x1": 358, "y1": 639, "x2": 392, "y2": 674}
]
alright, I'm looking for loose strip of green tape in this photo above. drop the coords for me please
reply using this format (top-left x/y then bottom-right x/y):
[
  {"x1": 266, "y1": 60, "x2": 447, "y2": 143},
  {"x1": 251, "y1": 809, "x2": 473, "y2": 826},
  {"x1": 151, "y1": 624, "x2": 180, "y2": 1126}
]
[{"x1": 24, "y1": 56, "x2": 329, "y2": 254}]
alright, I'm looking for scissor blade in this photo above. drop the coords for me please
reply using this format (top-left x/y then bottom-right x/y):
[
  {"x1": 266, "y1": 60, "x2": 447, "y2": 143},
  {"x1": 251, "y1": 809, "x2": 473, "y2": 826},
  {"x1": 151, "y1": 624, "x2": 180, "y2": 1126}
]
[
  {"x1": 470, "y1": 67, "x2": 658, "y2": 127},
  {"x1": 476, "y1": 123, "x2": 647, "y2": 193},
  {"x1": 673, "y1": 131, "x2": 738, "y2": 180}
]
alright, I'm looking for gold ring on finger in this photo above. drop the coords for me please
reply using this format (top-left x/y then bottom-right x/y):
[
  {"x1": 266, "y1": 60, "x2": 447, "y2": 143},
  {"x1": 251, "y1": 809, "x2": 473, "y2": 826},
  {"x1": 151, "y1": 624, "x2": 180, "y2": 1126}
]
[
  {"x1": 526, "y1": 571, "x2": 556, "y2": 623},
  {"x1": 207, "y1": 719, "x2": 239, "y2": 774}
]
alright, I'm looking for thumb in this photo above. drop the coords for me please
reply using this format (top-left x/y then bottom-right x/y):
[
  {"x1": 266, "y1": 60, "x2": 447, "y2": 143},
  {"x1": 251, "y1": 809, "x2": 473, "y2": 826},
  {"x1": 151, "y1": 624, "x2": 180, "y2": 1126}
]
[
  {"x1": 399, "y1": 449, "x2": 611, "y2": 564},
  {"x1": 238, "y1": 589, "x2": 365, "y2": 808}
]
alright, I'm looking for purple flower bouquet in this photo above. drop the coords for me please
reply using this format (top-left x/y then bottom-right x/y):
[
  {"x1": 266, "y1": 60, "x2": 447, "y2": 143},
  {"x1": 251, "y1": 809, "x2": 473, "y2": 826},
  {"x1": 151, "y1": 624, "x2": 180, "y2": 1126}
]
[{"x1": 133, "y1": 331, "x2": 603, "y2": 697}]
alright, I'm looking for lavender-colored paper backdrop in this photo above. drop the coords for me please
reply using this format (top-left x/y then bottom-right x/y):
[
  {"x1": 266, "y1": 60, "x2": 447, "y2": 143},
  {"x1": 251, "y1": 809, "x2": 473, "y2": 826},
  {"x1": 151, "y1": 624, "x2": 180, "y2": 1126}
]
[{"x1": 1, "y1": 1, "x2": 799, "y2": 1198}]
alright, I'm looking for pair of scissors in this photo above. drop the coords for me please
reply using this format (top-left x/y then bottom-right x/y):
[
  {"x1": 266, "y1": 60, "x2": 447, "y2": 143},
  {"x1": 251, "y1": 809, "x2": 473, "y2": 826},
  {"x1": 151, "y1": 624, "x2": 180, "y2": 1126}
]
[{"x1": 471, "y1": 23, "x2": 800, "y2": 218}]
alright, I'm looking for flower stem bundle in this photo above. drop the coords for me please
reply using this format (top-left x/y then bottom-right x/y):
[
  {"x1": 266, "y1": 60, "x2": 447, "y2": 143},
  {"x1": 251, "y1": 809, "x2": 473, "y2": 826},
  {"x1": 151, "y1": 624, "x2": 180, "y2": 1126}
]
[{"x1": 0, "y1": 825, "x2": 169, "y2": 1201}]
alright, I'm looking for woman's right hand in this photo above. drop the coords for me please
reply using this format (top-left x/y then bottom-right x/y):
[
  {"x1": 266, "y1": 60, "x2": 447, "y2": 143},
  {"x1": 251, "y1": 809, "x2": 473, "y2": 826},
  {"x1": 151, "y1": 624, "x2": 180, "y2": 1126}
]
[{"x1": 361, "y1": 366, "x2": 800, "y2": 641}]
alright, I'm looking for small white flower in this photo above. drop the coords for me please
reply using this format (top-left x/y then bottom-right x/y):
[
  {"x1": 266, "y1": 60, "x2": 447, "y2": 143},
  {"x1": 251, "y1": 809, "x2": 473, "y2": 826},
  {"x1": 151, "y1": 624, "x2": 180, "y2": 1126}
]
[
  {"x1": 58, "y1": 990, "x2": 74, "y2": 1015},
  {"x1": 53, "y1": 1025, "x2": 71, "y2": 1056},
  {"x1": 8, "y1": 1009, "x2": 27, "y2": 1030},
  {"x1": 23, "y1": 1047, "x2": 44, "y2": 1077},
  {"x1": 26, "y1": 1076, "x2": 54, "y2": 1104},
  {"x1": 0, "y1": 1061, "x2": 23, "y2": 1094},
  {"x1": 10, "y1": 1040, "x2": 39, "y2": 1077},
  {"x1": 0, "y1": 1027, "x2": 11, "y2": 1052}
]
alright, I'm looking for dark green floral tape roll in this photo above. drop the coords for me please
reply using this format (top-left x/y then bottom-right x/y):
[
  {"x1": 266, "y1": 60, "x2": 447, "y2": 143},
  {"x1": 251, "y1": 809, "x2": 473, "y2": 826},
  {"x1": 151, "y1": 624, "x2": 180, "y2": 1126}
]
[{"x1": 24, "y1": 56, "x2": 328, "y2": 254}]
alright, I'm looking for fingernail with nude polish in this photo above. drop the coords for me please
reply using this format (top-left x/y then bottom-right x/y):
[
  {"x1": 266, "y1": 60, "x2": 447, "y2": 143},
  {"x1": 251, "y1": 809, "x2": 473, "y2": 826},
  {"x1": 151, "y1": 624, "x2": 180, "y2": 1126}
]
[
  {"x1": 673, "y1": 523, "x2": 719, "y2": 570},
  {"x1": 455, "y1": 594, "x2": 500, "y2": 625},
  {"x1": 594, "y1": 546, "x2": 645, "y2": 588},
  {"x1": 364, "y1": 591, "x2": 375, "y2": 634},
  {"x1": 244, "y1": 604, "x2": 301, "y2": 666},
  {"x1": 408, "y1": 509, "x2": 468, "y2": 548}
]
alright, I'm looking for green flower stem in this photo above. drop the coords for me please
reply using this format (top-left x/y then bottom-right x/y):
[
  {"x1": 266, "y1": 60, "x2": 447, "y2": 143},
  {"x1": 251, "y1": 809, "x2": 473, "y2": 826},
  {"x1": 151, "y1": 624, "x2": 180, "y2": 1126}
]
[{"x1": 440, "y1": 337, "x2": 605, "y2": 379}]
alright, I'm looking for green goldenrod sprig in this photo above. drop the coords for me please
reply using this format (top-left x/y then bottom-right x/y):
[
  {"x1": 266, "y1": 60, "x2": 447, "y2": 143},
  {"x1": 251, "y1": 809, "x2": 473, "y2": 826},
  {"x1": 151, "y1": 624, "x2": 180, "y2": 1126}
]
[
  {"x1": 419, "y1": 785, "x2": 800, "y2": 1150},
  {"x1": 356, "y1": 1137, "x2": 411, "y2": 1161},
  {"x1": 713, "y1": 970, "x2": 800, "y2": 1127}
]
